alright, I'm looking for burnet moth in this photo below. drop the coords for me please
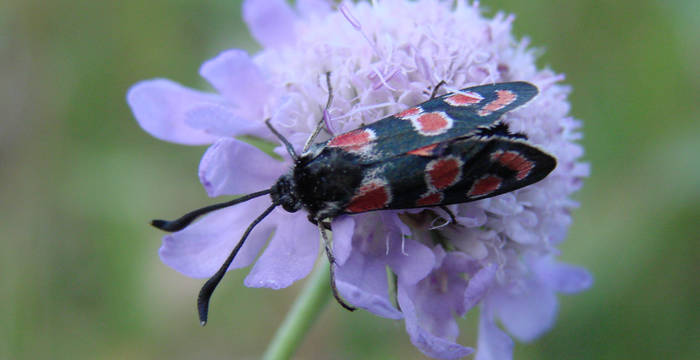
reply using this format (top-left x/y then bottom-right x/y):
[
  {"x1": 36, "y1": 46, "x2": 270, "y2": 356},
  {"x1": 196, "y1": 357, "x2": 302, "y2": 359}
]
[{"x1": 151, "y1": 74, "x2": 556, "y2": 325}]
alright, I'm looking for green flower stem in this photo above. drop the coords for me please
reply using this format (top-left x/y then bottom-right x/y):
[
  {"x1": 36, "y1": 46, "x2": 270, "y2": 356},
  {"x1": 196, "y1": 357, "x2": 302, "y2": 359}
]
[{"x1": 262, "y1": 260, "x2": 332, "y2": 360}]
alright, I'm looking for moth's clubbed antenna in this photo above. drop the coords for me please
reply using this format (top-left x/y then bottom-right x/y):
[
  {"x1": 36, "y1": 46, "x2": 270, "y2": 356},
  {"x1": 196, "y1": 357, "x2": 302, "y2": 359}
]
[
  {"x1": 149, "y1": 189, "x2": 277, "y2": 325},
  {"x1": 151, "y1": 190, "x2": 272, "y2": 232},
  {"x1": 197, "y1": 204, "x2": 277, "y2": 325}
]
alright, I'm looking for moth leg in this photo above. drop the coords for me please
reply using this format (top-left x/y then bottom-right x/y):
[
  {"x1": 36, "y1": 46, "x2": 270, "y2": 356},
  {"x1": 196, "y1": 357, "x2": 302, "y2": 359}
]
[
  {"x1": 430, "y1": 206, "x2": 458, "y2": 229},
  {"x1": 439, "y1": 205, "x2": 459, "y2": 226},
  {"x1": 303, "y1": 72, "x2": 334, "y2": 153},
  {"x1": 307, "y1": 214, "x2": 331, "y2": 230},
  {"x1": 429, "y1": 80, "x2": 447, "y2": 100},
  {"x1": 265, "y1": 118, "x2": 299, "y2": 162},
  {"x1": 307, "y1": 214, "x2": 317, "y2": 226},
  {"x1": 317, "y1": 220, "x2": 356, "y2": 312}
]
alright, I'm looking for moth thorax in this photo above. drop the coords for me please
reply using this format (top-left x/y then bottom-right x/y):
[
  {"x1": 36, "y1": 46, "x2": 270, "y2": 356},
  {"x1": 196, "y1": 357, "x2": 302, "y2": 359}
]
[{"x1": 271, "y1": 174, "x2": 303, "y2": 213}]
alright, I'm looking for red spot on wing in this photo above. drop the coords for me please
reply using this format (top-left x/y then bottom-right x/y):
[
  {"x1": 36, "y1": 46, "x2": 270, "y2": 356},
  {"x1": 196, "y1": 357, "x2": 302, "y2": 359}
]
[
  {"x1": 413, "y1": 112, "x2": 452, "y2": 136},
  {"x1": 444, "y1": 92, "x2": 484, "y2": 106},
  {"x1": 427, "y1": 157, "x2": 462, "y2": 190},
  {"x1": 346, "y1": 179, "x2": 391, "y2": 213},
  {"x1": 328, "y1": 128, "x2": 376, "y2": 153},
  {"x1": 416, "y1": 192, "x2": 443, "y2": 206},
  {"x1": 407, "y1": 143, "x2": 438, "y2": 156},
  {"x1": 491, "y1": 150, "x2": 534, "y2": 180},
  {"x1": 477, "y1": 90, "x2": 517, "y2": 116},
  {"x1": 468, "y1": 175, "x2": 502, "y2": 197},
  {"x1": 397, "y1": 106, "x2": 421, "y2": 119}
]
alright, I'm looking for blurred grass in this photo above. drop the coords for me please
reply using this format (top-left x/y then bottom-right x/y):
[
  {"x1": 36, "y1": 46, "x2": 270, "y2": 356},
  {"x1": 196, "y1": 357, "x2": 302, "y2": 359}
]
[{"x1": 1, "y1": 0, "x2": 698, "y2": 359}]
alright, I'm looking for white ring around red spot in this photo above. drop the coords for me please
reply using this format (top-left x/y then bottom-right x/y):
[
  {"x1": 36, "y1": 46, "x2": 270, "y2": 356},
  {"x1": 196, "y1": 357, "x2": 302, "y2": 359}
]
[
  {"x1": 444, "y1": 91, "x2": 484, "y2": 106},
  {"x1": 327, "y1": 128, "x2": 376, "y2": 154},
  {"x1": 425, "y1": 156, "x2": 463, "y2": 191},
  {"x1": 411, "y1": 111, "x2": 453, "y2": 136},
  {"x1": 396, "y1": 106, "x2": 422, "y2": 119}
]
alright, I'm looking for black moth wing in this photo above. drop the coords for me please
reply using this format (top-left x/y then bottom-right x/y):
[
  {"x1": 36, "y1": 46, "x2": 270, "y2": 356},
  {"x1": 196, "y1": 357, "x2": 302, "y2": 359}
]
[
  {"x1": 317, "y1": 82, "x2": 538, "y2": 165},
  {"x1": 450, "y1": 137, "x2": 556, "y2": 203},
  {"x1": 342, "y1": 136, "x2": 556, "y2": 213}
]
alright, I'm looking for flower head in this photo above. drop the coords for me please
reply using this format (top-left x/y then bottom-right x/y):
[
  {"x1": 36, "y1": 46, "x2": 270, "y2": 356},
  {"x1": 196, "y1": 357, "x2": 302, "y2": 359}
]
[{"x1": 128, "y1": 0, "x2": 591, "y2": 358}]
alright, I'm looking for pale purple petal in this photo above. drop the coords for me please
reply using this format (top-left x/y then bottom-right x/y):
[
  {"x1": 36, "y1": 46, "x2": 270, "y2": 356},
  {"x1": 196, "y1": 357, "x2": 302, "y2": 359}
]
[
  {"x1": 535, "y1": 259, "x2": 593, "y2": 294},
  {"x1": 442, "y1": 250, "x2": 481, "y2": 275},
  {"x1": 405, "y1": 251, "x2": 474, "y2": 335},
  {"x1": 296, "y1": 0, "x2": 332, "y2": 18},
  {"x1": 382, "y1": 212, "x2": 433, "y2": 285},
  {"x1": 127, "y1": 79, "x2": 222, "y2": 145},
  {"x1": 244, "y1": 211, "x2": 318, "y2": 289},
  {"x1": 464, "y1": 264, "x2": 497, "y2": 310},
  {"x1": 543, "y1": 210, "x2": 573, "y2": 245},
  {"x1": 331, "y1": 216, "x2": 355, "y2": 266},
  {"x1": 386, "y1": 236, "x2": 434, "y2": 285},
  {"x1": 485, "y1": 193, "x2": 523, "y2": 216},
  {"x1": 243, "y1": 0, "x2": 297, "y2": 48},
  {"x1": 430, "y1": 251, "x2": 479, "y2": 317},
  {"x1": 158, "y1": 196, "x2": 275, "y2": 278},
  {"x1": 398, "y1": 286, "x2": 473, "y2": 359},
  {"x1": 504, "y1": 210, "x2": 539, "y2": 244},
  {"x1": 184, "y1": 104, "x2": 260, "y2": 137},
  {"x1": 446, "y1": 228, "x2": 492, "y2": 260},
  {"x1": 383, "y1": 211, "x2": 412, "y2": 236},
  {"x1": 198, "y1": 138, "x2": 287, "y2": 197},
  {"x1": 335, "y1": 250, "x2": 402, "y2": 319},
  {"x1": 199, "y1": 49, "x2": 270, "y2": 120},
  {"x1": 476, "y1": 305, "x2": 514, "y2": 360},
  {"x1": 431, "y1": 245, "x2": 448, "y2": 269},
  {"x1": 456, "y1": 205, "x2": 488, "y2": 227},
  {"x1": 490, "y1": 279, "x2": 558, "y2": 342}
]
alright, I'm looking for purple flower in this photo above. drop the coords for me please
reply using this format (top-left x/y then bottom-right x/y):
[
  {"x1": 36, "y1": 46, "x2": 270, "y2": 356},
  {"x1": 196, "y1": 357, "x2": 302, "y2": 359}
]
[{"x1": 128, "y1": 0, "x2": 592, "y2": 358}]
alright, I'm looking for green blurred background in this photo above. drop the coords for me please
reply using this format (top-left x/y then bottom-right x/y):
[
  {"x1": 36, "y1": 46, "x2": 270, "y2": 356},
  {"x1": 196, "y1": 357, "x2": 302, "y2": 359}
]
[{"x1": 1, "y1": 0, "x2": 698, "y2": 359}]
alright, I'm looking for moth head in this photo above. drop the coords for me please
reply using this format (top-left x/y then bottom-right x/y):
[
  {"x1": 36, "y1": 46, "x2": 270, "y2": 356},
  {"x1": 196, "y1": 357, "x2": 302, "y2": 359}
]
[{"x1": 270, "y1": 173, "x2": 303, "y2": 213}]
